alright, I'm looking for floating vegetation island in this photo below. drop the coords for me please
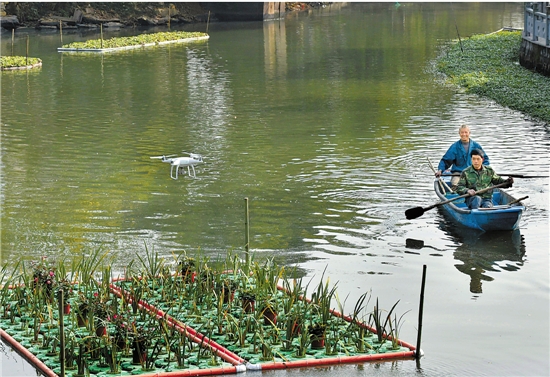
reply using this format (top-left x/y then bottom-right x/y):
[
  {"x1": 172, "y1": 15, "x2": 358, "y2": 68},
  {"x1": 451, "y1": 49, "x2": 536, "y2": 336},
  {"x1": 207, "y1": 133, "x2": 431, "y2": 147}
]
[
  {"x1": 436, "y1": 30, "x2": 550, "y2": 123},
  {"x1": 1, "y1": 56, "x2": 42, "y2": 70},
  {"x1": 58, "y1": 31, "x2": 209, "y2": 53},
  {"x1": 0, "y1": 249, "x2": 416, "y2": 376}
]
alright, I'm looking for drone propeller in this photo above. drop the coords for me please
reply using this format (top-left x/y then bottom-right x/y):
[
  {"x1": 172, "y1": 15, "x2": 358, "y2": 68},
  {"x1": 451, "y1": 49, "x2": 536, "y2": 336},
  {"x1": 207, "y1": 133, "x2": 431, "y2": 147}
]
[
  {"x1": 150, "y1": 154, "x2": 177, "y2": 160},
  {"x1": 182, "y1": 151, "x2": 203, "y2": 159}
]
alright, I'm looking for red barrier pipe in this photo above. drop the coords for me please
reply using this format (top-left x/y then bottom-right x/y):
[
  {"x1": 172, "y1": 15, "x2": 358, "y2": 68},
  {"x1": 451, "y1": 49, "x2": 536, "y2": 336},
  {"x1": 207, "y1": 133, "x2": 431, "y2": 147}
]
[
  {"x1": 134, "y1": 365, "x2": 241, "y2": 376},
  {"x1": 136, "y1": 299, "x2": 245, "y2": 365},
  {"x1": 0, "y1": 329, "x2": 58, "y2": 377},
  {"x1": 258, "y1": 351, "x2": 415, "y2": 370}
]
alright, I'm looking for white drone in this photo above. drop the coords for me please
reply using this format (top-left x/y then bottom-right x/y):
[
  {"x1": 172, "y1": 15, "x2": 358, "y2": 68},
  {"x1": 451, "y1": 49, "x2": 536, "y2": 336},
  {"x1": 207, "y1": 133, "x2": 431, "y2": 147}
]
[{"x1": 150, "y1": 152, "x2": 204, "y2": 179}]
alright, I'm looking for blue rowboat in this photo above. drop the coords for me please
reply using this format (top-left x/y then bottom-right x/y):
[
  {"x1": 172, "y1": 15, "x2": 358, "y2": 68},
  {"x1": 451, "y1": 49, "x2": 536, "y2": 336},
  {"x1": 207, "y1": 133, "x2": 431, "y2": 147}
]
[{"x1": 434, "y1": 177, "x2": 525, "y2": 231}]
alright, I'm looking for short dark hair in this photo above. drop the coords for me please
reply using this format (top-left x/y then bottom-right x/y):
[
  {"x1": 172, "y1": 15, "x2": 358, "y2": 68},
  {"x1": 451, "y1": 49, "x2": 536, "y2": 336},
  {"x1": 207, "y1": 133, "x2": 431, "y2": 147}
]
[{"x1": 471, "y1": 149, "x2": 484, "y2": 158}]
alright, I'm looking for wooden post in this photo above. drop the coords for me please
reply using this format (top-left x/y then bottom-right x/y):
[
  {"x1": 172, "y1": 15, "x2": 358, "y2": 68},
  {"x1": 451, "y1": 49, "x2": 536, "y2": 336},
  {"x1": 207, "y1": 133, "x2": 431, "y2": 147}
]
[
  {"x1": 416, "y1": 264, "x2": 427, "y2": 359},
  {"x1": 59, "y1": 20, "x2": 63, "y2": 45},
  {"x1": 206, "y1": 11, "x2": 211, "y2": 33},
  {"x1": 58, "y1": 290, "x2": 66, "y2": 377},
  {"x1": 25, "y1": 35, "x2": 29, "y2": 65},
  {"x1": 100, "y1": 23, "x2": 104, "y2": 49},
  {"x1": 11, "y1": 29, "x2": 14, "y2": 55},
  {"x1": 244, "y1": 197, "x2": 250, "y2": 269}
]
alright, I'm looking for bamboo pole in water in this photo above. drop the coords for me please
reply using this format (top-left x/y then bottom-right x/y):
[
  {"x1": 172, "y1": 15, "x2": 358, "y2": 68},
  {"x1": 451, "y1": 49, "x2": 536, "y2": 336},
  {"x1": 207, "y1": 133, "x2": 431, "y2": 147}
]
[
  {"x1": 416, "y1": 264, "x2": 427, "y2": 359},
  {"x1": 25, "y1": 35, "x2": 29, "y2": 65},
  {"x1": 58, "y1": 290, "x2": 65, "y2": 377},
  {"x1": 244, "y1": 197, "x2": 250, "y2": 269}
]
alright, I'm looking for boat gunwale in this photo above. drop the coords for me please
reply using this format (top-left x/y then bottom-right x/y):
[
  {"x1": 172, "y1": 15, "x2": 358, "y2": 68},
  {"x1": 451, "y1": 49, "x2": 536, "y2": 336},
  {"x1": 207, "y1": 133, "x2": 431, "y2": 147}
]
[{"x1": 434, "y1": 179, "x2": 525, "y2": 231}]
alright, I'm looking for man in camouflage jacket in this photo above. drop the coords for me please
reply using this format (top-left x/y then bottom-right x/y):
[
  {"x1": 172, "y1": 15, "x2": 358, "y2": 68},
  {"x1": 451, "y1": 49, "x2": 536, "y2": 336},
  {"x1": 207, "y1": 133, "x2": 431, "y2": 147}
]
[{"x1": 456, "y1": 149, "x2": 513, "y2": 209}]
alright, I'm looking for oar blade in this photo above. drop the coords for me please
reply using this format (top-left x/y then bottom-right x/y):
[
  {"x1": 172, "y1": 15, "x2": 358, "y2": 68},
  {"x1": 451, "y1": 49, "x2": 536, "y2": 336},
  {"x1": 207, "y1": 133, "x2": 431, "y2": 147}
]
[
  {"x1": 406, "y1": 238, "x2": 425, "y2": 249},
  {"x1": 405, "y1": 207, "x2": 425, "y2": 220}
]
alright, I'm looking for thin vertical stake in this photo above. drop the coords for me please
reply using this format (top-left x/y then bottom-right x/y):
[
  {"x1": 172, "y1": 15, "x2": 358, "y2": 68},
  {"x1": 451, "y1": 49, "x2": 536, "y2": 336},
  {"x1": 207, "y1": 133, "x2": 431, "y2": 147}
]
[
  {"x1": 416, "y1": 264, "x2": 427, "y2": 359},
  {"x1": 100, "y1": 23, "x2": 104, "y2": 49},
  {"x1": 206, "y1": 11, "x2": 211, "y2": 33},
  {"x1": 58, "y1": 290, "x2": 66, "y2": 377},
  {"x1": 11, "y1": 29, "x2": 14, "y2": 55},
  {"x1": 59, "y1": 20, "x2": 63, "y2": 45},
  {"x1": 244, "y1": 197, "x2": 250, "y2": 269},
  {"x1": 26, "y1": 35, "x2": 29, "y2": 65}
]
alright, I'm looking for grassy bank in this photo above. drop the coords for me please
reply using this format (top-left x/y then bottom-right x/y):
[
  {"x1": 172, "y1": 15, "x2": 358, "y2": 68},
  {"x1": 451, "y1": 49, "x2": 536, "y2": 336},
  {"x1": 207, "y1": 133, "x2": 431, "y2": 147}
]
[{"x1": 436, "y1": 30, "x2": 550, "y2": 124}]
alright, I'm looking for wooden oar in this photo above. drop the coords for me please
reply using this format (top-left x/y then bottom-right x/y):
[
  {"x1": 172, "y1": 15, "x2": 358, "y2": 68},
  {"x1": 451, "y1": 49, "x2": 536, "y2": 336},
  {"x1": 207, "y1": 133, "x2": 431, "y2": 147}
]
[
  {"x1": 508, "y1": 196, "x2": 528, "y2": 205},
  {"x1": 427, "y1": 157, "x2": 454, "y2": 193},
  {"x1": 405, "y1": 182, "x2": 511, "y2": 220},
  {"x1": 447, "y1": 173, "x2": 547, "y2": 179}
]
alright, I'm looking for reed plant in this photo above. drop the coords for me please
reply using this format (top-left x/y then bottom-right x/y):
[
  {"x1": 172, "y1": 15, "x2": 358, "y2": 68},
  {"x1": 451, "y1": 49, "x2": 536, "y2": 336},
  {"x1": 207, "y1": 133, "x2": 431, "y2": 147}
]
[
  {"x1": 295, "y1": 324, "x2": 311, "y2": 358},
  {"x1": 388, "y1": 309, "x2": 410, "y2": 350},
  {"x1": 311, "y1": 268, "x2": 338, "y2": 326},
  {"x1": 371, "y1": 298, "x2": 400, "y2": 344}
]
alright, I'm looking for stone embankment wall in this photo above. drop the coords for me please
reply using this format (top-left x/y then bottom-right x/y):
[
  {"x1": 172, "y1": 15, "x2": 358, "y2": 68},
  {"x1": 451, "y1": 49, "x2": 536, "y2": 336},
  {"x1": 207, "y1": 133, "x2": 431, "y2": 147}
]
[
  {"x1": 519, "y1": 39, "x2": 550, "y2": 76},
  {"x1": 519, "y1": 2, "x2": 550, "y2": 76}
]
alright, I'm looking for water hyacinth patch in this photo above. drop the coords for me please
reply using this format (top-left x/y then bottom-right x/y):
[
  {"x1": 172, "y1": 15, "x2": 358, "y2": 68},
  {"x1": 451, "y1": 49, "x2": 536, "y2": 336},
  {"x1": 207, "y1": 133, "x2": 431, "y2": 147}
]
[
  {"x1": 436, "y1": 30, "x2": 550, "y2": 123},
  {"x1": 0, "y1": 56, "x2": 42, "y2": 69}
]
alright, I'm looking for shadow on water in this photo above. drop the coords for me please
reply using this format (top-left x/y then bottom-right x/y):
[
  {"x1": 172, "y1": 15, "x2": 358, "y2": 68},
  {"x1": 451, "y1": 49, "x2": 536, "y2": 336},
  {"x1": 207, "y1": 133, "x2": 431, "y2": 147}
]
[{"x1": 437, "y1": 210, "x2": 526, "y2": 294}]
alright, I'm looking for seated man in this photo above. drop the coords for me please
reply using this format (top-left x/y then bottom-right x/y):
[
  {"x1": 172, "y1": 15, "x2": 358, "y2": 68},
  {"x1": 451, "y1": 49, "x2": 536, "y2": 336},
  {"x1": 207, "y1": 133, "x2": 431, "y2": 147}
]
[
  {"x1": 456, "y1": 149, "x2": 513, "y2": 209},
  {"x1": 435, "y1": 124, "x2": 491, "y2": 187}
]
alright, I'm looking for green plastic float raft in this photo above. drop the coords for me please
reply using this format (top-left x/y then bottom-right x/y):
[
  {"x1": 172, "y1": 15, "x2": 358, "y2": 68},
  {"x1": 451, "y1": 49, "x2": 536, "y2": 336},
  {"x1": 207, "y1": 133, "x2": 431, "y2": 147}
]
[{"x1": 0, "y1": 252, "x2": 418, "y2": 376}]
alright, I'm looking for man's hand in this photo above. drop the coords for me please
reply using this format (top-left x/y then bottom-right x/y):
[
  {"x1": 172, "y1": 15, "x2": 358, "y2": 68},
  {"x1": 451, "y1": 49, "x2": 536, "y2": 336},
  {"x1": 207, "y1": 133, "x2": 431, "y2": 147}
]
[
  {"x1": 467, "y1": 189, "x2": 476, "y2": 196},
  {"x1": 504, "y1": 177, "x2": 514, "y2": 188},
  {"x1": 435, "y1": 170, "x2": 442, "y2": 178}
]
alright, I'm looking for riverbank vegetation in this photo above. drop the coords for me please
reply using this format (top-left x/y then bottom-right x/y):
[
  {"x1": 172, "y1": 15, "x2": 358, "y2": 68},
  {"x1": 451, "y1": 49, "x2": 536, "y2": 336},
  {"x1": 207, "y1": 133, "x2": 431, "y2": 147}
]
[
  {"x1": 61, "y1": 30, "x2": 208, "y2": 50},
  {"x1": 436, "y1": 30, "x2": 550, "y2": 124},
  {"x1": 0, "y1": 56, "x2": 41, "y2": 69}
]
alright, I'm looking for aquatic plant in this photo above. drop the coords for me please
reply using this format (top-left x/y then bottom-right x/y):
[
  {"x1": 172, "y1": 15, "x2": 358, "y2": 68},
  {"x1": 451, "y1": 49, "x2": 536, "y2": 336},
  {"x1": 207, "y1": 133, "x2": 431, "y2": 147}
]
[
  {"x1": 61, "y1": 31, "x2": 208, "y2": 50},
  {"x1": 436, "y1": 30, "x2": 550, "y2": 123},
  {"x1": 310, "y1": 269, "x2": 338, "y2": 326},
  {"x1": 388, "y1": 309, "x2": 410, "y2": 350},
  {"x1": 0, "y1": 253, "x2": 414, "y2": 373},
  {"x1": 0, "y1": 56, "x2": 41, "y2": 68},
  {"x1": 371, "y1": 298, "x2": 400, "y2": 344}
]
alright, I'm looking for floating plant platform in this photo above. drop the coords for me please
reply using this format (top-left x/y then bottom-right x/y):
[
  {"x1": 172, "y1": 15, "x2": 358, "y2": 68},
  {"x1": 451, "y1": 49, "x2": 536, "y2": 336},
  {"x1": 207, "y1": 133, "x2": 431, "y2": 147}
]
[
  {"x1": 0, "y1": 250, "x2": 417, "y2": 376},
  {"x1": 1, "y1": 56, "x2": 42, "y2": 70},
  {"x1": 57, "y1": 31, "x2": 209, "y2": 53}
]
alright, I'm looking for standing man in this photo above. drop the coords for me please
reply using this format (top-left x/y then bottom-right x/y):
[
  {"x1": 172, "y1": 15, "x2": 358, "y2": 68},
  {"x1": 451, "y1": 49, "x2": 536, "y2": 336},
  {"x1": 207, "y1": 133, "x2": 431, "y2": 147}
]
[
  {"x1": 456, "y1": 149, "x2": 513, "y2": 209},
  {"x1": 435, "y1": 124, "x2": 490, "y2": 186}
]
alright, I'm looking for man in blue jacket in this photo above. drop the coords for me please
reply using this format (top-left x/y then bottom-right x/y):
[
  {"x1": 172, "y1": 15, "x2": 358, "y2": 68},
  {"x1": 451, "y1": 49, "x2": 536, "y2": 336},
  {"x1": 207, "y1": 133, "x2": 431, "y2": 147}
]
[{"x1": 435, "y1": 124, "x2": 490, "y2": 186}]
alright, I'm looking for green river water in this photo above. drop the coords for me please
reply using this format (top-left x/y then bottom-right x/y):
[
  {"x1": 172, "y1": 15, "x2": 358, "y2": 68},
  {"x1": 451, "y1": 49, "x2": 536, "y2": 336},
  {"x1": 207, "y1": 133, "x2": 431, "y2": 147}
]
[{"x1": 1, "y1": 3, "x2": 548, "y2": 376}]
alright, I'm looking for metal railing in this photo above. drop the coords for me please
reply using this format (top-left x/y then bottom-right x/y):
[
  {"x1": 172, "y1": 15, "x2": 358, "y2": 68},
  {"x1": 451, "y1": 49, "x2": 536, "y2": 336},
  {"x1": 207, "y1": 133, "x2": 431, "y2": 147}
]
[{"x1": 523, "y1": 2, "x2": 550, "y2": 47}]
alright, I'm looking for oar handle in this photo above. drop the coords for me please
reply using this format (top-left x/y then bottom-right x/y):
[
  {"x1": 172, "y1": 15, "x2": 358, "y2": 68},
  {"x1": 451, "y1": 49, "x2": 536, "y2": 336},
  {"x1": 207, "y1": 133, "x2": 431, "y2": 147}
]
[
  {"x1": 427, "y1": 157, "x2": 454, "y2": 193},
  {"x1": 423, "y1": 181, "x2": 510, "y2": 211},
  {"x1": 446, "y1": 173, "x2": 547, "y2": 179}
]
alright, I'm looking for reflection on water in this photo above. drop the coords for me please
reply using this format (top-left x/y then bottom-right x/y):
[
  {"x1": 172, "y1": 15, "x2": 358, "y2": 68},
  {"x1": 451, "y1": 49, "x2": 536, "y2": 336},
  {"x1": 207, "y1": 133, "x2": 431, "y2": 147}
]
[{"x1": 439, "y1": 213, "x2": 526, "y2": 294}]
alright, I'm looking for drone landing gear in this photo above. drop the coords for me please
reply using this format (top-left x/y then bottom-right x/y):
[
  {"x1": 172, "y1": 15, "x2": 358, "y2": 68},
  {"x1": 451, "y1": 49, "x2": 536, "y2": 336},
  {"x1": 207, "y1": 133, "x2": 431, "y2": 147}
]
[{"x1": 171, "y1": 165, "x2": 197, "y2": 179}]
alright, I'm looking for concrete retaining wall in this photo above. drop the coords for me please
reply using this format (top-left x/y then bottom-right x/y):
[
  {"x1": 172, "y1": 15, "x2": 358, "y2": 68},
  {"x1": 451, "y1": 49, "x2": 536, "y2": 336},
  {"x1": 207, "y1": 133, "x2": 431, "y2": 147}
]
[{"x1": 519, "y1": 38, "x2": 550, "y2": 76}]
